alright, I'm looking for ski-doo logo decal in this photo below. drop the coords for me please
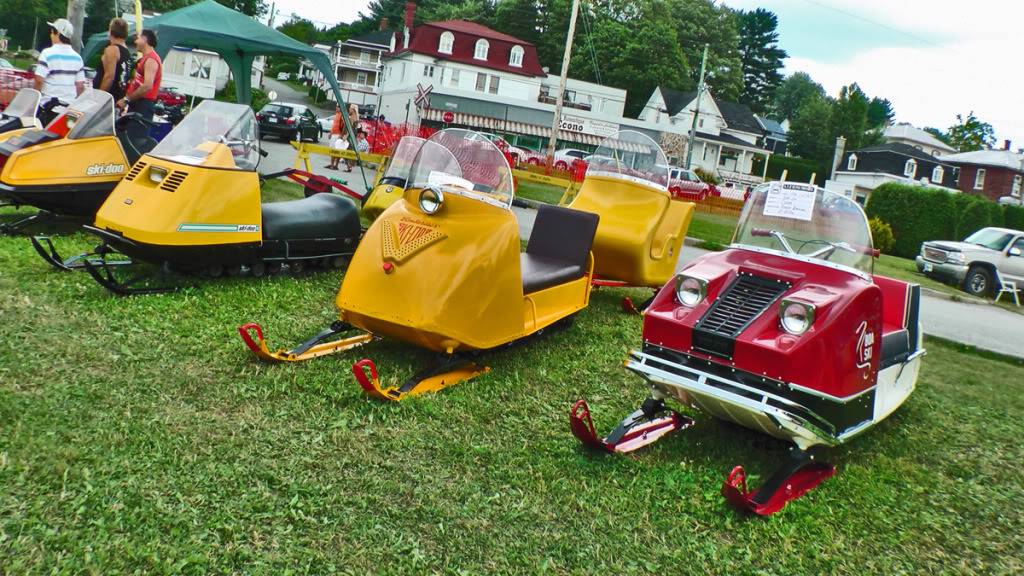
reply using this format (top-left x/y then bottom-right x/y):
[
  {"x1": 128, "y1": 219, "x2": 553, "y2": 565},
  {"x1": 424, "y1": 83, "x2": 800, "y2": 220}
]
[
  {"x1": 382, "y1": 217, "x2": 445, "y2": 263},
  {"x1": 86, "y1": 163, "x2": 126, "y2": 176},
  {"x1": 855, "y1": 321, "x2": 875, "y2": 371},
  {"x1": 177, "y1": 223, "x2": 260, "y2": 233}
]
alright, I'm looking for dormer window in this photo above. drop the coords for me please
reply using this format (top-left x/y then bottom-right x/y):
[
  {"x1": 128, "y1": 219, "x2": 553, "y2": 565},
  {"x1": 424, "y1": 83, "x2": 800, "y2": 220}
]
[
  {"x1": 509, "y1": 45, "x2": 524, "y2": 67},
  {"x1": 932, "y1": 165, "x2": 944, "y2": 183},
  {"x1": 847, "y1": 154, "x2": 858, "y2": 170},
  {"x1": 438, "y1": 31, "x2": 454, "y2": 54},
  {"x1": 904, "y1": 158, "x2": 917, "y2": 178},
  {"x1": 474, "y1": 39, "x2": 489, "y2": 60}
]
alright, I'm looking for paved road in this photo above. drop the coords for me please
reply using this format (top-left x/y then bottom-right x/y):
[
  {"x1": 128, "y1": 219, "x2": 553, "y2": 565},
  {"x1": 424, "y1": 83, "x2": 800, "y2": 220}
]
[
  {"x1": 262, "y1": 77, "x2": 332, "y2": 117},
  {"x1": 511, "y1": 206, "x2": 1024, "y2": 359}
]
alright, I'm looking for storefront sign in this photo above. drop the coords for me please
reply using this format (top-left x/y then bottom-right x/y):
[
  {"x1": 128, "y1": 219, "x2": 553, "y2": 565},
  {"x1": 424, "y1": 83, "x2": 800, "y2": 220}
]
[{"x1": 559, "y1": 114, "x2": 618, "y2": 138}]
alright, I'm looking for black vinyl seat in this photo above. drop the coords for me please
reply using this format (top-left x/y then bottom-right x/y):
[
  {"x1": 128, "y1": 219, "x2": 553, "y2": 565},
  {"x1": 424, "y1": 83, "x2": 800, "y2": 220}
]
[
  {"x1": 261, "y1": 193, "x2": 359, "y2": 241},
  {"x1": 521, "y1": 204, "x2": 599, "y2": 294},
  {"x1": 879, "y1": 329, "x2": 910, "y2": 370}
]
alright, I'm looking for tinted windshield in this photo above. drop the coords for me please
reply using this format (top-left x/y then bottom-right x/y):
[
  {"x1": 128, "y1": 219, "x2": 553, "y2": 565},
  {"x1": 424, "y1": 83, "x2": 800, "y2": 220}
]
[
  {"x1": 4, "y1": 88, "x2": 40, "y2": 118},
  {"x1": 51, "y1": 91, "x2": 114, "y2": 139},
  {"x1": 964, "y1": 228, "x2": 1014, "y2": 251},
  {"x1": 407, "y1": 128, "x2": 514, "y2": 209},
  {"x1": 151, "y1": 100, "x2": 259, "y2": 170},
  {"x1": 384, "y1": 136, "x2": 426, "y2": 181},
  {"x1": 261, "y1": 104, "x2": 294, "y2": 116},
  {"x1": 734, "y1": 182, "x2": 875, "y2": 275},
  {"x1": 587, "y1": 130, "x2": 669, "y2": 190}
]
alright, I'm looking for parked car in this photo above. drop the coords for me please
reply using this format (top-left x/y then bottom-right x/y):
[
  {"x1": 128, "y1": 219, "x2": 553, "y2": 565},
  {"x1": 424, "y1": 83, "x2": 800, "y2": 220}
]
[
  {"x1": 255, "y1": 102, "x2": 320, "y2": 142},
  {"x1": 276, "y1": 72, "x2": 290, "y2": 81},
  {"x1": 466, "y1": 132, "x2": 529, "y2": 165},
  {"x1": 156, "y1": 87, "x2": 186, "y2": 107},
  {"x1": 553, "y1": 148, "x2": 589, "y2": 170},
  {"x1": 666, "y1": 165, "x2": 721, "y2": 201},
  {"x1": 916, "y1": 227, "x2": 1024, "y2": 296},
  {"x1": 0, "y1": 58, "x2": 35, "y2": 109}
]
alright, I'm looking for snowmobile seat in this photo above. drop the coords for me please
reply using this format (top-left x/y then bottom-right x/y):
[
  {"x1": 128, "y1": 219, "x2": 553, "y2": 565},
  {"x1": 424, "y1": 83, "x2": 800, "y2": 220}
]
[
  {"x1": 873, "y1": 275, "x2": 921, "y2": 369},
  {"x1": 0, "y1": 129, "x2": 59, "y2": 156},
  {"x1": 520, "y1": 204, "x2": 599, "y2": 294},
  {"x1": 879, "y1": 329, "x2": 910, "y2": 370},
  {"x1": 261, "y1": 193, "x2": 359, "y2": 241},
  {"x1": 116, "y1": 115, "x2": 158, "y2": 165}
]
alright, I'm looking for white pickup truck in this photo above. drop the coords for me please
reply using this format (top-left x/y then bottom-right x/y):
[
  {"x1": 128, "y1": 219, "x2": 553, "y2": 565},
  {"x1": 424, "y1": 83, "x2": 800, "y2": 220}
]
[{"x1": 916, "y1": 227, "x2": 1024, "y2": 296}]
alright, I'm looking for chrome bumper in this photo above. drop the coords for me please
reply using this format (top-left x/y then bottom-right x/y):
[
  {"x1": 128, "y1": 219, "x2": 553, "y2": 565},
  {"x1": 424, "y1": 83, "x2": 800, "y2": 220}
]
[
  {"x1": 624, "y1": 350, "x2": 838, "y2": 450},
  {"x1": 915, "y1": 256, "x2": 967, "y2": 283}
]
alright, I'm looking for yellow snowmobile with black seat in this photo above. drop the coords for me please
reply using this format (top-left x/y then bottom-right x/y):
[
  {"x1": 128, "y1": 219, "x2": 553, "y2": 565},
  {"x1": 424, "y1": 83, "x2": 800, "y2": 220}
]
[
  {"x1": 239, "y1": 128, "x2": 600, "y2": 401},
  {"x1": 0, "y1": 91, "x2": 156, "y2": 232},
  {"x1": 360, "y1": 135, "x2": 425, "y2": 222},
  {"x1": 42, "y1": 100, "x2": 364, "y2": 295},
  {"x1": 566, "y1": 130, "x2": 694, "y2": 312}
]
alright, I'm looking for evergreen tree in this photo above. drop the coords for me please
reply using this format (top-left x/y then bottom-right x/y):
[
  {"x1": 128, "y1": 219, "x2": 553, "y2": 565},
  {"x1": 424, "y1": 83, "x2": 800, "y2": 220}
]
[
  {"x1": 736, "y1": 8, "x2": 786, "y2": 113},
  {"x1": 866, "y1": 97, "x2": 894, "y2": 128}
]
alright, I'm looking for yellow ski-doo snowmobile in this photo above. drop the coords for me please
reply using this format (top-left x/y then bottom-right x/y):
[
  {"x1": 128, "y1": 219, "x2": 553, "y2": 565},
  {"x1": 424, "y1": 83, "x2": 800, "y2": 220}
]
[
  {"x1": 360, "y1": 135, "x2": 425, "y2": 222},
  {"x1": 35, "y1": 100, "x2": 365, "y2": 295},
  {"x1": 566, "y1": 130, "x2": 695, "y2": 312},
  {"x1": 239, "y1": 128, "x2": 600, "y2": 401},
  {"x1": 0, "y1": 91, "x2": 156, "y2": 231}
]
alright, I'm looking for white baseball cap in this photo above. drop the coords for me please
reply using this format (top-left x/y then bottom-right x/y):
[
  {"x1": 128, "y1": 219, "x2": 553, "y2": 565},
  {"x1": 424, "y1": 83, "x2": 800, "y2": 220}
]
[{"x1": 47, "y1": 18, "x2": 74, "y2": 38}]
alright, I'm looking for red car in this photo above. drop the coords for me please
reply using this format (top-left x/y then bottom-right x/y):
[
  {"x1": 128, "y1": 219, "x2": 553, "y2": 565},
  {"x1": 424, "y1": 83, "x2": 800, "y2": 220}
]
[
  {"x1": 667, "y1": 166, "x2": 720, "y2": 201},
  {"x1": 156, "y1": 87, "x2": 186, "y2": 107},
  {"x1": 0, "y1": 58, "x2": 35, "y2": 111},
  {"x1": 571, "y1": 182, "x2": 924, "y2": 516}
]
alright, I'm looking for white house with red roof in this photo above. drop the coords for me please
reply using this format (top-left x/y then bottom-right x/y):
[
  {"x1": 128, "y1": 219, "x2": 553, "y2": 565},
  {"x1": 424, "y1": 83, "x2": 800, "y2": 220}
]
[{"x1": 376, "y1": 2, "x2": 626, "y2": 152}]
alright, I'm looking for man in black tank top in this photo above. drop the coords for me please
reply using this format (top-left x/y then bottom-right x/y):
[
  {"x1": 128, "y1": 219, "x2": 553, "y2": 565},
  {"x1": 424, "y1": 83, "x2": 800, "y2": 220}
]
[{"x1": 94, "y1": 18, "x2": 132, "y2": 102}]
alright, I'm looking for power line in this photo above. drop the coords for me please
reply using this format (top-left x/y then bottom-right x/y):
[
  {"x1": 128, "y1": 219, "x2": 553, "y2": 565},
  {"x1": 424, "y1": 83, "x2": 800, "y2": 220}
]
[{"x1": 797, "y1": 0, "x2": 957, "y2": 54}]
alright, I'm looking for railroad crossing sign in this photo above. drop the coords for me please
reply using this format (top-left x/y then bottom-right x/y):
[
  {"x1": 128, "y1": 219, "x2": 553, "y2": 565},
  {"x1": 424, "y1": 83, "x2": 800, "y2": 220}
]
[{"x1": 415, "y1": 83, "x2": 433, "y2": 110}]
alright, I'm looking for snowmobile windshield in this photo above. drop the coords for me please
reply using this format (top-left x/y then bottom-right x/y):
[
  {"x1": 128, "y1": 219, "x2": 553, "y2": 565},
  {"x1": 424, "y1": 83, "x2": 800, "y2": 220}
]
[
  {"x1": 4, "y1": 88, "x2": 40, "y2": 119},
  {"x1": 57, "y1": 91, "x2": 115, "y2": 140},
  {"x1": 150, "y1": 100, "x2": 259, "y2": 171},
  {"x1": 587, "y1": 130, "x2": 669, "y2": 192},
  {"x1": 407, "y1": 128, "x2": 514, "y2": 209},
  {"x1": 734, "y1": 182, "x2": 875, "y2": 276},
  {"x1": 383, "y1": 136, "x2": 426, "y2": 182}
]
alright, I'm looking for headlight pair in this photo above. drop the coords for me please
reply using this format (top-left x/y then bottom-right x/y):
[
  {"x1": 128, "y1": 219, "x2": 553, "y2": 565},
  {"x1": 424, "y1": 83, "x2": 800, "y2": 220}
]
[{"x1": 779, "y1": 299, "x2": 816, "y2": 335}]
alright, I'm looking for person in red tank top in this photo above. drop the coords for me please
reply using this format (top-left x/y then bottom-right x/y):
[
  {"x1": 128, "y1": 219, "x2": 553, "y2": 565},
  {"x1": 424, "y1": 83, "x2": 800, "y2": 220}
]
[{"x1": 119, "y1": 28, "x2": 162, "y2": 121}]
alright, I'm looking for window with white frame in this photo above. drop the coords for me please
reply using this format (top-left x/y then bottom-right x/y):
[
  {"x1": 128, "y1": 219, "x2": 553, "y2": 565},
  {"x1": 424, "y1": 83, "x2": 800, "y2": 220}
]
[
  {"x1": 356, "y1": 71, "x2": 368, "y2": 85},
  {"x1": 975, "y1": 168, "x2": 986, "y2": 190},
  {"x1": 438, "y1": 31, "x2": 454, "y2": 54},
  {"x1": 474, "y1": 39, "x2": 489, "y2": 60},
  {"x1": 449, "y1": 68, "x2": 460, "y2": 87},
  {"x1": 475, "y1": 72, "x2": 486, "y2": 91},
  {"x1": 904, "y1": 158, "x2": 917, "y2": 178},
  {"x1": 932, "y1": 165, "x2": 944, "y2": 183},
  {"x1": 360, "y1": 51, "x2": 371, "y2": 62},
  {"x1": 509, "y1": 45, "x2": 524, "y2": 67},
  {"x1": 423, "y1": 64, "x2": 435, "y2": 78},
  {"x1": 488, "y1": 75, "x2": 499, "y2": 94},
  {"x1": 847, "y1": 154, "x2": 858, "y2": 170}
]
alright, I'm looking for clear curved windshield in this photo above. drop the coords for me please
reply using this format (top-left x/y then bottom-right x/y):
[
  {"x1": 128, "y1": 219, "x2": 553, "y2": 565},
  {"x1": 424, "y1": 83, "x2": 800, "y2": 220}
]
[
  {"x1": 407, "y1": 128, "x2": 514, "y2": 209},
  {"x1": 48, "y1": 91, "x2": 115, "y2": 139},
  {"x1": 586, "y1": 130, "x2": 669, "y2": 191},
  {"x1": 150, "y1": 100, "x2": 259, "y2": 171},
  {"x1": 734, "y1": 182, "x2": 875, "y2": 275},
  {"x1": 4, "y1": 88, "x2": 40, "y2": 118},
  {"x1": 963, "y1": 228, "x2": 1014, "y2": 251},
  {"x1": 383, "y1": 136, "x2": 426, "y2": 182}
]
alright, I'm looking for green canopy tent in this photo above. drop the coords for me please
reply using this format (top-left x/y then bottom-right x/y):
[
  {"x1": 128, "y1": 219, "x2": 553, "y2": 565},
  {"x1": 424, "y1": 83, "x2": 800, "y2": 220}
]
[{"x1": 83, "y1": 0, "x2": 366, "y2": 187}]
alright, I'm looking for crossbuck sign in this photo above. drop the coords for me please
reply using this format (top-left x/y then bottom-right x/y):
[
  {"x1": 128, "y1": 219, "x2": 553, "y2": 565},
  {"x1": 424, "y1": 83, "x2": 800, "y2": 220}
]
[{"x1": 415, "y1": 83, "x2": 433, "y2": 110}]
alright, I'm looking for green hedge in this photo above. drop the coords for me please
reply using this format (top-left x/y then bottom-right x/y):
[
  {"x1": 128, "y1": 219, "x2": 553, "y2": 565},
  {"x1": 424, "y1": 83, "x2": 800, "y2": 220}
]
[
  {"x1": 865, "y1": 183, "x2": 1017, "y2": 258},
  {"x1": 765, "y1": 155, "x2": 829, "y2": 186}
]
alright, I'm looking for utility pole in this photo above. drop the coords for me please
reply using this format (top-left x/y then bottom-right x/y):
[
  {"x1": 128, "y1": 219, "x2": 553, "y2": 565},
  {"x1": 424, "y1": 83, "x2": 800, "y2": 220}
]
[
  {"x1": 66, "y1": 0, "x2": 87, "y2": 52},
  {"x1": 546, "y1": 0, "x2": 581, "y2": 168},
  {"x1": 268, "y1": 2, "x2": 277, "y2": 27},
  {"x1": 684, "y1": 44, "x2": 709, "y2": 170}
]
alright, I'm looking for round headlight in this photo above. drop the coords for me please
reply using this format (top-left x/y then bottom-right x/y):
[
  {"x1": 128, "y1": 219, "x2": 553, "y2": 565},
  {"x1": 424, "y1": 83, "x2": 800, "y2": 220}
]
[
  {"x1": 780, "y1": 301, "x2": 815, "y2": 335},
  {"x1": 675, "y1": 275, "x2": 706, "y2": 307},
  {"x1": 418, "y1": 186, "x2": 444, "y2": 215}
]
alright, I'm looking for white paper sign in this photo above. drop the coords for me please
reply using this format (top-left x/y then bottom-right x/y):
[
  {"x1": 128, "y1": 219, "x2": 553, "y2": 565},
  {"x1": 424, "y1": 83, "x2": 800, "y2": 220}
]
[
  {"x1": 428, "y1": 170, "x2": 474, "y2": 191},
  {"x1": 763, "y1": 182, "x2": 817, "y2": 221}
]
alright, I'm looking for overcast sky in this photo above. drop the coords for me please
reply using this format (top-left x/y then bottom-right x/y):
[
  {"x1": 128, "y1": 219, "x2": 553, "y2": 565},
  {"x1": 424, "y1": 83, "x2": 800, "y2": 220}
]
[{"x1": 270, "y1": 0, "x2": 1023, "y2": 147}]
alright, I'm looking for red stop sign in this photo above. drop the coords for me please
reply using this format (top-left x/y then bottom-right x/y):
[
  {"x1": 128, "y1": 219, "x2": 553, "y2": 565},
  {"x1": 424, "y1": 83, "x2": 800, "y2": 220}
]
[{"x1": 442, "y1": 111, "x2": 454, "y2": 123}]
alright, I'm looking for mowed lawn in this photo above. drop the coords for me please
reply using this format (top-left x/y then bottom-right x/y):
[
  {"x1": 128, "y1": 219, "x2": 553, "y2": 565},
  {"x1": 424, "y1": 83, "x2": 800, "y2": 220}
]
[{"x1": 1, "y1": 202, "x2": 1023, "y2": 573}]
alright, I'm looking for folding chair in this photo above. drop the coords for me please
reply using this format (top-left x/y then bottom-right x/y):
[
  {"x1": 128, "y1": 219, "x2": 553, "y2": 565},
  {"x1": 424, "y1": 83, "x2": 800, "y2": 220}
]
[{"x1": 994, "y1": 269, "x2": 1021, "y2": 306}]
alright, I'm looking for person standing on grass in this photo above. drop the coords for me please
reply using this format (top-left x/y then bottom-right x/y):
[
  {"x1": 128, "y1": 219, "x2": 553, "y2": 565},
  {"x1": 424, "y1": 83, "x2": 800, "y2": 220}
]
[
  {"x1": 327, "y1": 105, "x2": 344, "y2": 170},
  {"x1": 118, "y1": 29, "x2": 162, "y2": 122},
  {"x1": 34, "y1": 18, "x2": 86, "y2": 103},
  {"x1": 93, "y1": 18, "x2": 132, "y2": 103}
]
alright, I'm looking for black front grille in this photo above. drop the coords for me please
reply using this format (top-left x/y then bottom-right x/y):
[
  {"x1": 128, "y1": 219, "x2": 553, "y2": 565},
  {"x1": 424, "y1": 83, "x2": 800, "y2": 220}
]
[{"x1": 692, "y1": 273, "x2": 790, "y2": 359}]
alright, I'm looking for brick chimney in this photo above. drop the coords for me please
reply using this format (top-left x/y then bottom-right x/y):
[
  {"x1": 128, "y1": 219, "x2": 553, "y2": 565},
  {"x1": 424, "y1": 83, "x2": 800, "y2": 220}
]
[
  {"x1": 404, "y1": 2, "x2": 416, "y2": 31},
  {"x1": 380, "y1": 17, "x2": 389, "y2": 31},
  {"x1": 1004, "y1": 139, "x2": 1012, "y2": 151}
]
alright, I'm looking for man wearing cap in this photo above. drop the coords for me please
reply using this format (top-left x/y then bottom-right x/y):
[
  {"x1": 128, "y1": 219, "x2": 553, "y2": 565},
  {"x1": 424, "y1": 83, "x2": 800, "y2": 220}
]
[
  {"x1": 118, "y1": 29, "x2": 162, "y2": 121},
  {"x1": 34, "y1": 18, "x2": 86, "y2": 102}
]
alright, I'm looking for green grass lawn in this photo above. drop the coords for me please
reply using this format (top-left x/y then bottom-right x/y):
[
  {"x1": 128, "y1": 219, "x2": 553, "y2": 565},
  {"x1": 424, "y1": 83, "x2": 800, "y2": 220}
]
[
  {"x1": 516, "y1": 180, "x2": 567, "y2": 205},
  {"x1": 1, "y1": 202, "x2": 1023, "y2": 572},
  {"x1": 688, "y1": 212, "x2": 738, "y2": 247}
]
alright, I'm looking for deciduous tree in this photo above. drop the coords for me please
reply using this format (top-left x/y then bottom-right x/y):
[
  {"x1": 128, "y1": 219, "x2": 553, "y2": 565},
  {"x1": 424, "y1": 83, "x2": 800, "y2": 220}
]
[
  {"x1": 770, "y1": 72, "x2": 824, "y2": 122},
  {"x1": 946, "y1": 111, "x2": 996, "y2": 152}
]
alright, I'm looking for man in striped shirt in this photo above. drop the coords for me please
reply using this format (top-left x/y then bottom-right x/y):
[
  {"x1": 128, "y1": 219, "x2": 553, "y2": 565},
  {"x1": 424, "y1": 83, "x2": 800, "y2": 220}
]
[{"x1": 34, "y1": 18, "x2": 86, "y2": 103}]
